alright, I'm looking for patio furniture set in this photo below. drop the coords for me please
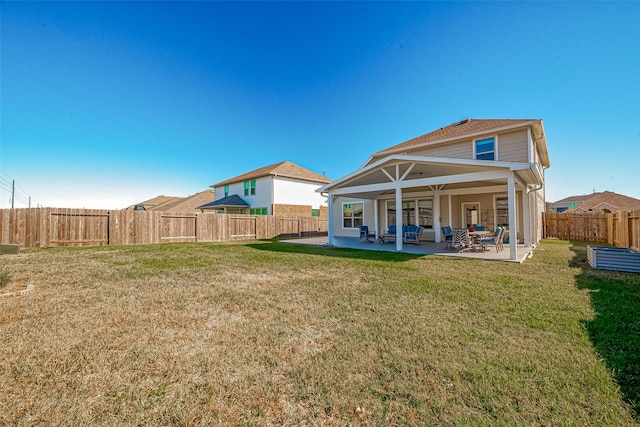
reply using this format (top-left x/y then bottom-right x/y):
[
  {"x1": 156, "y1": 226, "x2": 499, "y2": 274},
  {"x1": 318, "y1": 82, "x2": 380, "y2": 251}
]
[
  {"x1": 359, "y1": 225, "x2": 423, "y2": 245},
  {"x1": 360, "y1": 224, "x2": 505, "y2": 252},
  {"x1": 441, "y1": 226, "x2": 506, "y2": 253}
]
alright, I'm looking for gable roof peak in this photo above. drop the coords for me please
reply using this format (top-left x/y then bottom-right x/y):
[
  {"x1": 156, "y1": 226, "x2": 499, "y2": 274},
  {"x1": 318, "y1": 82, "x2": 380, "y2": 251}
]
[
  {"x1": 372, "y1": 118, "x2": 540, "y2": 159},
  {"x1": 212, "y1": 160, "x2": 331, "y2": 188}
]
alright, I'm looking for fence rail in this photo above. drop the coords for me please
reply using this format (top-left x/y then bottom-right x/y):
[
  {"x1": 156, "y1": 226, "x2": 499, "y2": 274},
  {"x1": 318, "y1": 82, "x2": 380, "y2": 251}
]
[
  {"x1": 543, "y1": 210, "x2": 640, "y2": 251},
  {"x1": 0, "y1": 208, "x2": 328, "y2": 248}
]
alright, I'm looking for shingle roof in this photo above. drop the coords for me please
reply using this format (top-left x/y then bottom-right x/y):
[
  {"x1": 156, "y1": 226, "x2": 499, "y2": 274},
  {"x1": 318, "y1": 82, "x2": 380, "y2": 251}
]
[
  {"x1": 554, "y1": 193, "x2": 599, "y2": 204},
  {"x1": 198, "y1": 194, "x2": 249, "y2": 209},
  {"x1": 372, "y1": 118, "x2": 539, "y2": 157},
  {"x1": 130, "y1": 190, "x2": 215, "y2": 212},
  {"x1": 570, "y1": 191, "x2": 640, "y2": 212},
  {"x1": 212, "y1": 161, "x2": 331, "y2": 188}
]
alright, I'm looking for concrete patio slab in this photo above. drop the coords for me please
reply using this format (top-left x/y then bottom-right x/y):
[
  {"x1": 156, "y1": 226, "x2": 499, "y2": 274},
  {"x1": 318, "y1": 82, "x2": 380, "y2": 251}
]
[{"x1": 280, "y1": 236, "x2": 534, "y2": 262}]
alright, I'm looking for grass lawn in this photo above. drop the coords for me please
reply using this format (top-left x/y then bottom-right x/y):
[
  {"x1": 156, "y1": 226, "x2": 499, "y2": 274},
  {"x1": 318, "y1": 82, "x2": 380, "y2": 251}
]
[{"x1": 1, "y1": 239, "x2": 638, "y2": 425}]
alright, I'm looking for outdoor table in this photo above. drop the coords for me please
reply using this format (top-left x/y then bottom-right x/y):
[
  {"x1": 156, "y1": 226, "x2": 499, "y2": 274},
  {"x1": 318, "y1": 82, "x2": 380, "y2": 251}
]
[
  {"x1": 468, "y1": 230, "x2": 492, "y2": 251},
  {"x1": 378, "y1": 233, "x2": 396, "y2": 243}
]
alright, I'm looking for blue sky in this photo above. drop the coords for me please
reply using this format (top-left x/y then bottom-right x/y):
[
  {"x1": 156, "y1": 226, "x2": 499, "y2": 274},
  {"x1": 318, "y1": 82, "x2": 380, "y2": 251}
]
[{"x1": 1, "y1": 1, "x2": 639, "y2": 209}]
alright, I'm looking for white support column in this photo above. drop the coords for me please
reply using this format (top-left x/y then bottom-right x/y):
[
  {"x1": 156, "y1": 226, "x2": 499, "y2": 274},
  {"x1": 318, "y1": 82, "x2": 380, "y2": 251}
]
[
  {"x1": 434, "y1": 191, "x2": 441, "y2": 242},
  {"x1": 374, "y1": 199, "x2": 379, "y2": 238},
  {"x1": 327, "y1": 194, "x2": 334, "y2": 246},
  {"x1": 507, "y1": 173, "x2": 518, "y2": 260},
  {"x1": 523, "y1": 189, "x2": 531, "y2": 247},
  {"x1": 395, "y1": 186, "x2": 403, "y2": 251}
]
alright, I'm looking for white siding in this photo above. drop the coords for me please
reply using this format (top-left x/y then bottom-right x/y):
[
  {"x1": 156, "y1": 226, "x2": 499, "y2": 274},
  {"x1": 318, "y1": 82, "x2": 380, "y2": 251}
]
[
  {"x1": 243, "y1": 176, "x2": 273, "y2": 209},
  {"x1": 497, "y1": 130, "x2": 528, "y2": 163},
  {"x1": 213, "y1": 177, "x2": 272, "y2": 211},
  {"x1": 273, "y1": 177, "x2": 327, "y2": 208}
]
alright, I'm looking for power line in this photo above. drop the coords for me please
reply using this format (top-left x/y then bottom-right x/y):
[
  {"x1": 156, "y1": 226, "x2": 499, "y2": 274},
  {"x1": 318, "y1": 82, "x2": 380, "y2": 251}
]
[{"x1": 0, "y1": 171, "x2": 38, "y2": 208}]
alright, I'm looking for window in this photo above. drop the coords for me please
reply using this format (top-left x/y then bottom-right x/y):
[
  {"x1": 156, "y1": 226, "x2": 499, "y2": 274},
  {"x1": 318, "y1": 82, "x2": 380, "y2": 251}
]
[
  {"x1": 250, "y1": 208, "x2": 268, "y2": 215},
  {"x1": 475, "y1": 137, "x2": 495, "y2": 160},
  {"x1": 311, "y1": 209, "x2": 320, "y2": 217},
  {"x1": 229, "y1": 208, "x2": 246, "y2": 214},
  {"x1": 418, "y1": 199, "x2": 433, "y2": 229},
  {"x1": 224, "y1": 185, "x2": 229, "y2": 198},
  {"x1": 495, "y1": 197, "x2": 509, "y2": 227},
  {"x1": 244, "y1": 180, "x2": 256, "y2": 196},
  {"x1": 343, "y1": 202, "x2": 363, "y2": 228},
  {"x1": 386, "y1": 199, "x2": 433, "y2": 228}
]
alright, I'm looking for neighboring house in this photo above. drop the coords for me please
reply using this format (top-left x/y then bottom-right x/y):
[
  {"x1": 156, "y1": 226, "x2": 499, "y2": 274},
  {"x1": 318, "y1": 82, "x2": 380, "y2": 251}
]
[
  {"x1": 552, "y1": 194, "x2": 595, "y2": 213},
  {"x1": 318, "y1": 118, "x2": 550, "y2": 261},
  {"x1": 128, "y1": 190, "x2": 215, "y2": 212},
  {"x1": 556, "y1": 191, "x2": 640, "y2": 214},
  {"x1": 200, "y1": 161, "x2": 331, "y2": 216}
]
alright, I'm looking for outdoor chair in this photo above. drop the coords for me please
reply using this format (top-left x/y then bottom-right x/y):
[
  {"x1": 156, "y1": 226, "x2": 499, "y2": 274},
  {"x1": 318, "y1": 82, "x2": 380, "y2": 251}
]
[
  {"x1": 441, "y1": 226, "x2": 453, "y2": 248},
  {"x1": 403, "y1": 225, "x2": 422, "y2": 244},
  {"x1": 359, "y1": 225, "x2": 376, "y2": 243},
  {"x1": 473, "y1": 225, "x2": 486, "y2": 231},
  {"x1": 452, "y1": 228, "x2": 470, "y2": 252},
  {"x1": 480, "y1": 227, "x2": 504, "y2": 252}
]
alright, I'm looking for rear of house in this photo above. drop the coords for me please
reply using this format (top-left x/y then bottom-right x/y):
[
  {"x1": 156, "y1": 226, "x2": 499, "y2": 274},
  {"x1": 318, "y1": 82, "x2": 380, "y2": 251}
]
[{"x1": 319, "y1": 119, "x2": 550, "y2": 261}]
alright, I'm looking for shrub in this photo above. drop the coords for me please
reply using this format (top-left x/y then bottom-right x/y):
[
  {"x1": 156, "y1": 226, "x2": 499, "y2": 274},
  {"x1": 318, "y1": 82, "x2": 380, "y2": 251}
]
[{"x1": 0, "y1": 268, "x2": 11, "y2": 289}]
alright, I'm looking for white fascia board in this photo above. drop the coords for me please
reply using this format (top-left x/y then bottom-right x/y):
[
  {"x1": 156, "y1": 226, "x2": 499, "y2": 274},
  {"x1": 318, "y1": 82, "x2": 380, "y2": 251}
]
[
  {"x1": 319, "y1": 154, "x2": 531, "y2": 193},
  {"x1": 328, "y1": 170, "x2": 512, "y2": 197}
]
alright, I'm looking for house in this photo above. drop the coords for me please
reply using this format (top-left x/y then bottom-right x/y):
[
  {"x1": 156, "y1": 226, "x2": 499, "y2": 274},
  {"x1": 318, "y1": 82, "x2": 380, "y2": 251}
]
[
  {"x1": 555, "y1": 191, "x2": 640, "y2": 214},
  {"x1": 128, "y1": 190, "x2": 215, "y2": 212},
  {"x1": 317, "y1": 118, "x2": 550, "y2": 261},
  {"x1": 200, "y1": 161, "x2": 331, "y2": 216},
  {"x1": 552, "y1": 194, "x2": 595, "y2": 213}
]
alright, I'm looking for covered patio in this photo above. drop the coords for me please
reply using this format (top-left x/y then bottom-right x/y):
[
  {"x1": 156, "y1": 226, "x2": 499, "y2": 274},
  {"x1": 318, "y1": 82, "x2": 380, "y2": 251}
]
[
  {"x1": 281, "y1": 236, "x2": 535, "y2": 262},
  {"x1": 319, "y1": 155, "x2": 545, "y2": 262}
]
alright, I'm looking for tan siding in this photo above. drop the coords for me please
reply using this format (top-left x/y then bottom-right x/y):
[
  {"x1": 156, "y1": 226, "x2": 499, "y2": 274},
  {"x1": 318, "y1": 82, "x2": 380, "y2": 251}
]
[
  {"x1": 408, "y1": 140, "x2": 473, "y2": 159},
  {"x1": 332, "y1": 197, "x2": 375, "y2": 237},
  {"x1": 497, "y1": 130, "x2": 528, "y2": 162}
]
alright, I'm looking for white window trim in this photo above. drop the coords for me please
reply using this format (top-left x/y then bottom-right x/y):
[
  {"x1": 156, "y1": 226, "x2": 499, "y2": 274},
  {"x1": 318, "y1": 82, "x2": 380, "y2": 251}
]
[
  {"x1": 493, "y1": 194, "x2": 509, "y2": 229},
  {"x1": 473, "y1": 135, "x2": 498, "y2": 161},
  {"x1": 385, "y1": 198, "x2": 434, "y2": 229},
  {"x1": 342, "y1": 201, "x2": 364, "y2": 229},
  {"x1": 461, "y1": 202, "x2": 481, "y2": 228}
]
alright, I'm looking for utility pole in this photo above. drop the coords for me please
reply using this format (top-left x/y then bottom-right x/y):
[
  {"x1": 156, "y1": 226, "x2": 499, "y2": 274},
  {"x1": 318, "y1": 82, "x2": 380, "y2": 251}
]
[{"x1": 11, "y1": 180, "x2": 15, "y2": 209}]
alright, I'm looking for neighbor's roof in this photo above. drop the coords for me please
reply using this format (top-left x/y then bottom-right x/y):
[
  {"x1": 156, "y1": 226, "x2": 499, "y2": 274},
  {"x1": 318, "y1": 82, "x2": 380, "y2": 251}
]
[
  {"x1": 130, "y1": 190, "x2": 215, "y2": 212},
  {"x1": 212, "y1": 161, "x2": 331, "y2": 188},
  {"x1": 154, "y1": 190, "x2": 215, "y2": 212},
  {"x1": 198, "y1": 194, "x2": 249, "y2": 209},
  {"x1": 570, "y1": 191, "x2": 640, "y2": 212},
  {"x1": 554, "y1": 193, "x2": 599, "y2": 205},
  {"x1": 133, "y1": 195, "x2": 181, "y2": 209},
  {"x1": 370, "y1": 119, "x2": 548, "y2": 165}
]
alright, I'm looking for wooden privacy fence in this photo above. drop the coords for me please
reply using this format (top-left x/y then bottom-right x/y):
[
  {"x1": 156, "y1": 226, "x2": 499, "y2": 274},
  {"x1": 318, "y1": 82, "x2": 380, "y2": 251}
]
[
  {"x1": 0, "y1": 208, "x2": 328, "y2": 248},
  {"x1": 543, "y1": 210, "x2": 640, "y2": 251}
]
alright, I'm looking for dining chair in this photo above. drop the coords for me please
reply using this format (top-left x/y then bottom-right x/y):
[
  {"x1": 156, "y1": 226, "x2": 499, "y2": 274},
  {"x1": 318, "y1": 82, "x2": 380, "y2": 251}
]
[
  {"x1": 452, "y1": 228, "x2": 470, "y2": 251},
  {"x1": 480, "y1": 227, "x2": 503, "y2": 252},
  {"x1": 441, "y1": 226, "x2": 453, "y2": 248}
]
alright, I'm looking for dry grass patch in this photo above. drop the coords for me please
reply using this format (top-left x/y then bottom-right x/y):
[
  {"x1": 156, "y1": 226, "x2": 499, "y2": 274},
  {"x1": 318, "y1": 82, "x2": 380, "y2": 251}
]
[{"x1": 0, "y1": 240, "x2": 638, "y2": 425}]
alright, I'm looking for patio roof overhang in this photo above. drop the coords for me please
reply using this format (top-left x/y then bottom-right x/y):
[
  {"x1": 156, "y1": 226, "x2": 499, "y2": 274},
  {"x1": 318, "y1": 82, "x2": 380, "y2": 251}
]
[{"x1": 318, "y1": 155, "x2": 542, "y2": 199}]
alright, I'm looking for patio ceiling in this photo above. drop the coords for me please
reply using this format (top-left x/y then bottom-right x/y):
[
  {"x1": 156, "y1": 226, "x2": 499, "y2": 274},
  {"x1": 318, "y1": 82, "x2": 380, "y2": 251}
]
[{"x1": 321, "y1": 155, "x2": 542, "y2": 199}]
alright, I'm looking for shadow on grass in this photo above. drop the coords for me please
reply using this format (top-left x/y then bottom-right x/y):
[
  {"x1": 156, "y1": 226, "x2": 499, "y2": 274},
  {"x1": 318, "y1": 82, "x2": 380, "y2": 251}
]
[
  {"x1": 246, "y1": 240, "x2": 424, "y2": 263},
  {"x1": 570, "y1": 241, "x2": 640, "y2": 419}
]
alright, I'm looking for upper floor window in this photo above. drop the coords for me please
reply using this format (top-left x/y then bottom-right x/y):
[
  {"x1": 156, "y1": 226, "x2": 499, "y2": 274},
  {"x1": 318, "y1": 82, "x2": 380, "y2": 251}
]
[
  {"x1": 475, "y1": 137, "x2": 495, "y2": 160},
  {"x1": 244, "y1": 179, "x2": 256, "y2": 196},
  {"x1": 224, "y1": 185, "x2": 229, "y2": 198}
]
